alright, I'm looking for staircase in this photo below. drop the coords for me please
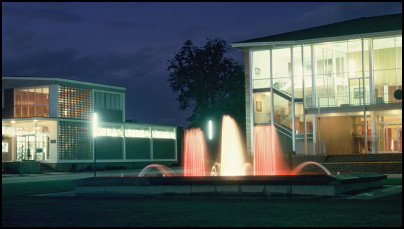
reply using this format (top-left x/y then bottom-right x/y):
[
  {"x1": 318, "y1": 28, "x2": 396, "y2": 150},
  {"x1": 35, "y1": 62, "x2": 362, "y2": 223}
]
[
  {"x1": 294, "y1": 153, "x2": 402, "y2": 174},
  {"x1": 40, "y1": 163, "x2": 55, "y2": 174}
]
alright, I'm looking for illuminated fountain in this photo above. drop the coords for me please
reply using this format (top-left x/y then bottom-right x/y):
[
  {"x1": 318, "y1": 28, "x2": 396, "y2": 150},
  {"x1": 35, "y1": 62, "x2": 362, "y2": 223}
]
[
  {"x1": 138, "y1": 164, "x2": 175, "y2": 177},
  {"x1": 183, "y1": 128, "x2": 208, "y2": 176},
  {"x1": 290, "y1": 161, "x2": 331, "y2": 175},
  {"x1": 220, "y1": 115, "x2": 247, "y2": 176},
  {"x1": 253, "y1": 124, "x2": 285, "y2": 175},
  {"x1": 76, "y1": 114, "x2": 388, "y2": 197}
]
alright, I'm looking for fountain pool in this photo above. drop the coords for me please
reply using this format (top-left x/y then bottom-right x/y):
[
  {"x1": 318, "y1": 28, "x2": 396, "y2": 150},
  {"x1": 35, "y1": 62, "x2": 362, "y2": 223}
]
[{"x1": 75, "y1": 115, "x2": 387, "y2": 197}]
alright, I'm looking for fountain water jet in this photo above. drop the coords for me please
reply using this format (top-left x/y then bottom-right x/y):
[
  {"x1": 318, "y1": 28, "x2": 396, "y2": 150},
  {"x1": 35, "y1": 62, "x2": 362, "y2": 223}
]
[
  {"x1": 253, "y1": 124, "x2": 285, "y2": 175},
  {"x1": 290, "y1": 161, "x2": 332, "y2": 175},
  {"x1": 138, "y1": 164, "x2": 175, "y2": 177},
  {"x1": 183, "y1": 128, "x2": 207, "y2": 176},
  {"x1": 76, "y1": 114, "x2": 388, "y2": 197},
  {"x1": 220, "y1": 115, "x2": 246, "y2": 176}
]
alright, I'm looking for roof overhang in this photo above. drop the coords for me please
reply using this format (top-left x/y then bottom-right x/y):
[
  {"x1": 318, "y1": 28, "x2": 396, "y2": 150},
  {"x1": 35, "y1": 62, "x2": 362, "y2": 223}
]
[
  {"x1": 231, "y1": 30, "x2": 402, "y2": 49},
  {"x1": 2, "y1": 76, "x2": 126, "y2": 93}
]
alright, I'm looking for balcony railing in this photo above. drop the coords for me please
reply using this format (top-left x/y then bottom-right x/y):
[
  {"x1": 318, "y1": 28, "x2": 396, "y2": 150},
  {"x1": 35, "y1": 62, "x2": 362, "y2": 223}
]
[{"x1": 305, "y1": 93, "x2": 402, "y2": 108}]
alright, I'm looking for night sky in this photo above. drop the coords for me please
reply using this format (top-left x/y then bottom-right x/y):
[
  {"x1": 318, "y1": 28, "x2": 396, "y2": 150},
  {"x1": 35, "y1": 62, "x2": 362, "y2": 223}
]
[{"x1": 2, "y1": 2, "x2": 402, "y2": 128}]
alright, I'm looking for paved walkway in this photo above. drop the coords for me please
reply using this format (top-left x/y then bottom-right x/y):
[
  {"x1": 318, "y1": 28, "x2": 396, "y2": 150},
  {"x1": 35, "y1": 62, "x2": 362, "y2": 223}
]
[{"x1": 2, "y1": 167, "x2": 184, "y2": 184}]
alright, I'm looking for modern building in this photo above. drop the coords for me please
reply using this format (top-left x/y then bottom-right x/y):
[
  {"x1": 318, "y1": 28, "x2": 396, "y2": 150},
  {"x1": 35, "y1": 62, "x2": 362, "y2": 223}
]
[
  {"x1": 2, "y1": 77, "x2": 179, "y2": 172},
  {"x1": 232, "y1": 14, "x2": 402, "y2": 157}
]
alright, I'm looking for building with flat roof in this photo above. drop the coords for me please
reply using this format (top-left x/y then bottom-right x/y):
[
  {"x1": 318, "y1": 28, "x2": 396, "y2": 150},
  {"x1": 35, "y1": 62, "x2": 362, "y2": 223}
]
[
  {"x1": 232, "y1": 14, "x2": 402, "y2": 157},
  {"x1": 2, "y1": 76, "x2": 179, "y2": 172}
]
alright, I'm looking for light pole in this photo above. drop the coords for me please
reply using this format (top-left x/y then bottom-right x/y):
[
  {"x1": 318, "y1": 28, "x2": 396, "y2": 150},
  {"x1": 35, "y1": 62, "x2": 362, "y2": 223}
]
[
  {"x1": 208, "y1": 120, "x2": 213, "y2": 156},
  {"x1": 93, "y1": 113, "x2": 98, "y2": 177},
  {"x1": 34, "y1": 119, "x2": 38, "y2": 161}
]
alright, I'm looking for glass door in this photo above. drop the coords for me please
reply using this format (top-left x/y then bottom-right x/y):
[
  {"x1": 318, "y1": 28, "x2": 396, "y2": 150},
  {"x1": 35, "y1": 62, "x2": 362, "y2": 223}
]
[
  {"x1": 377, "y1": 122, "x2": 402, "y2": 153},
  {"x1": 16, "y1": 135, "x2": 36, "y2": 161}
]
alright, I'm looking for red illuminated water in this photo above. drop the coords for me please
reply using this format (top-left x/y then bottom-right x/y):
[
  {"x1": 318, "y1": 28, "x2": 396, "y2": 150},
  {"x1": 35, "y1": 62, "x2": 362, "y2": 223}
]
[
  {"x1": 253, "y1": 124, "x2": 285, "y2": 175},
  {"x1": 183, "y1": 128, "x2": 207, "y2": 176},
  {"x1": 141, "y1": 116, "x2": 332, "y2": 177},
  {"x1": 138, "y1": 164, "x2": 175, "y2": 177},
  {"x1": 290, "y1": 161, "x2": 331, "y2": 175}
]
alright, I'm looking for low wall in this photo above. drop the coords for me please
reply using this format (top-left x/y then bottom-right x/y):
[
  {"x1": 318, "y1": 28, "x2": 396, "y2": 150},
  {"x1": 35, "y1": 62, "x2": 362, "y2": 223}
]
[
  {"x1": 74, "y1": 173, "x2": 387, "y2": 197},
  {"x1": 2, "y1": 161, "x2": 41, "y2": 174},
  {"x1": 44, "y1": 161, "x2": 179, "y2": 172}
]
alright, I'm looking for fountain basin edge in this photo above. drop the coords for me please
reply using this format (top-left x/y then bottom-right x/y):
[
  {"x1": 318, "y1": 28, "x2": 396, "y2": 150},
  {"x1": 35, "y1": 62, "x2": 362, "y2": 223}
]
[{"x1": 74, "y1": 173, "x2": 387, "y2": 197}]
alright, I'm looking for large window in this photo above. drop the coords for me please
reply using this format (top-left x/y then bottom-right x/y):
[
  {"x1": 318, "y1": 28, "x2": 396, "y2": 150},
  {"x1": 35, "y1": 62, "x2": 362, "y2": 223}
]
[
  {"x1": 251, "y1": 50, "x2": 270, "y2": 89},
  {"x1": 94, "y1": 92, "x2": 121, "y2": 110},
  {"x1": 14, "y1": 86, "x2": 49, "y2": 118},
  {"x1": 373, "y1": 36, "x2": 402, "y2": 104},
  {"x1": 59, "y1": 86, "x2": 92, "y2": 119}
]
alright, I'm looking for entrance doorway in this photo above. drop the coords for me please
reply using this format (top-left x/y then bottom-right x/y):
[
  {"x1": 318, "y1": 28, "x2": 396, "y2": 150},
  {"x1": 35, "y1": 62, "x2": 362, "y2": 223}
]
[
  {"x1": 377, "y1": 121, "x2": 402, "y2": 153},
  {"x1": 17, "y1": 135, "x2": 36, "y2": 161}
]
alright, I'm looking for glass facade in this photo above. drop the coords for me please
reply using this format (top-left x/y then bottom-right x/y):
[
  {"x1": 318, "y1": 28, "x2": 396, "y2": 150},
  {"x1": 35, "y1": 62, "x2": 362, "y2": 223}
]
[
  {"x1": 2, "y1": 121, "x2": 53, "y2": 161},
  {"x1": 14, "y1": 86, "x2": 49, "y2": 118},
  {"x1": 250, "y1": 35, "x2": 402, "y2": 155},
  {"x1": 252, "y1": 36, "x2": 402, "y2": 108},
  {"x1": 94, "y1": 92, "x2": 121, "y2": 110}
]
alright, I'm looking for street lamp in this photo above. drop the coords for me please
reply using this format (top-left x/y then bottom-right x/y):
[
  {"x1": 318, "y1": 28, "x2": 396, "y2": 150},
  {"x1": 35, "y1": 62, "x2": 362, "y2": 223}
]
[
  {"x1": 208, "y1": 120, "x2": 213, "y2": 140},
  {"x1": 93, "y1": 113, "x2": 98, "y2": 177},
  {"x1": 34, "y1": 120, "x2": 37, "y2": 161},
  {"x1": 208, "y1": 120, "x2": 213, "y2": 156}
]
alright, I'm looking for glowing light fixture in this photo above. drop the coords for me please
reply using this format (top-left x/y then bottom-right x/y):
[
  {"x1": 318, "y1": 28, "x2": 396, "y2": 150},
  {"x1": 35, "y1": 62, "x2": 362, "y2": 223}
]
[
  {"x1": 11, "y1": 120, "x2": 15, "y2": 124},
  {"x1": 93, "y1": 113, "x2": 98, "y2": 138},
  {"x1": 208, "y1": 120, "x2": 213, "y2": 140},
  {"x1": 93, "y1": 112, "x2": 98, "y2": 177}
]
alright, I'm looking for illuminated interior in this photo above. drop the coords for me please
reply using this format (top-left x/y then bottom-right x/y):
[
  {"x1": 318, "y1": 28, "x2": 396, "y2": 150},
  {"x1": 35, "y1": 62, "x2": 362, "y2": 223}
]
[
  {"x1": 14, "y1": 86, "x2": 49, "y2": 118},
  {"x1": 250, "y1": 35, "x2": 402, "y2": 154}
]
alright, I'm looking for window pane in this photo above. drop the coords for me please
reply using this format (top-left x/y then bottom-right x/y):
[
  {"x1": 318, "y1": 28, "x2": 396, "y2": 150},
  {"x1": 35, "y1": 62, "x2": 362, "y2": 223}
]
[
  {"x1": 35, "y1": 105, "x2": 42, "y2": 117},
  {"x1": 110, "y1": 93, "x2": 115, "y2": 109},
  {"x1": 29, "y1": 88, "x2": 35, "y2": 105},
  {"x1": 106, "y1": 93, "x2": 111, "y2": 109},
  {"x1": 43, "y1": 87, "x2": 49, "y2": 105},
  {"x1": 115, "y1": 94, "x2": 120, "y2": 110},
  {"x1": 15, "y1": 107, "x2": 21, "y2": 118},
  {"x1": 22, "y1": 106, "x2": 28, "y2": 117},
  {"x1": 15, "y1": 89, "x2": 22, "y2": 106},
  {"x1": 100, "y1": 93, "x2": 105, "y2": 109},
  {"x1": 22, "y1": 90, "x2": 28, "y2": 105},
  {"x1": 252, "y1": 50, "x2": 270, "y2": 89},
  {"x1": 35, "y1": 87, "x2": 42, "y2": 104},
  {"x1": 95, "y1": 92, "x2": 101, "y2": 109},
  {"x1": 28, "y1": 106, "x2": 35, "y2": 117},
  {"x1": 43, "y1": 105, "x2": 49, "y2": 117}
]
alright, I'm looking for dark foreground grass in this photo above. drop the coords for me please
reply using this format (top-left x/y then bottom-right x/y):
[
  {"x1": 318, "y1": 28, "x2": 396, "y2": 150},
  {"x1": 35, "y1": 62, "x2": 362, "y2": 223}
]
[{"x1": 2, "y1": 179, "x2": 402, "y2": 227}]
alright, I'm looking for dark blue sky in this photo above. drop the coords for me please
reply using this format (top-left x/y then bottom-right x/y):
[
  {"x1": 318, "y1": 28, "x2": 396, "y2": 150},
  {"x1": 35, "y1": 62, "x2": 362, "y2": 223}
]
[{"x1": 2, "y1": 2, "x2": 402, "y2": 127}]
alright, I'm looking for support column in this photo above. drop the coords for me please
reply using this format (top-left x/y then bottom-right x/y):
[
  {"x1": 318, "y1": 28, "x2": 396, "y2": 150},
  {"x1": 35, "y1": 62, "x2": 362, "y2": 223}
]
[
  {"x1": 311, "y1": 44, "x2": 317, "y2": 154},
  {"x1": 301, "y1": 45, "x2": 307, "y2": 156},
  {"x1": 369, "y1": 38, "x2": 374, "y2": 105},
  {"x1": 291, "y1": 47, "x2": 296, "y2": 152},
  {"x1": 122, "y1": 123, "x2": 126, "y2": 159},
  {"x1": 248, "y1": 49, "x2": 254, "y2": 155},
  {"x1": 270, "y1": 49, "x2": 274, "y2": 127},
  {"x1": 371, "y1": 112, "x2": 376, "y2": 153},
  {"x1": 361, "y1": 37, "x2": 367, "y2": 154}
]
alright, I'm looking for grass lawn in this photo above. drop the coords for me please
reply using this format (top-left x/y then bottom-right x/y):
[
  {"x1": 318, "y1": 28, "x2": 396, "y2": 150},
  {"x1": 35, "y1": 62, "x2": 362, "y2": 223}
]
[{"x1": 2, "y1": 178, "x2": 402, "y2": 227}]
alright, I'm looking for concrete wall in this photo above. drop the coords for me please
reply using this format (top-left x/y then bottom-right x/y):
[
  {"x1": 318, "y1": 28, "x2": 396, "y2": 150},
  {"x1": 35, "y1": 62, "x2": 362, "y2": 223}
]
[{"x1": 244, "y1": 48, "x2": 252, "y2": 154}]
